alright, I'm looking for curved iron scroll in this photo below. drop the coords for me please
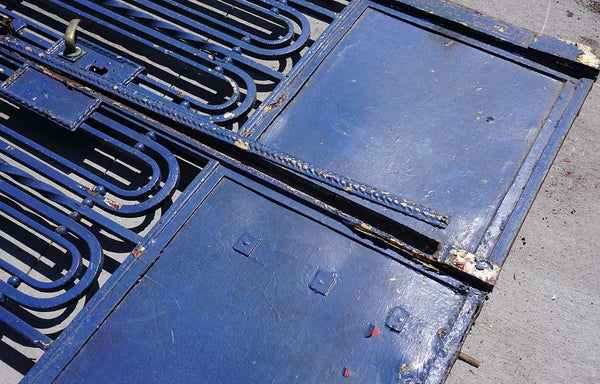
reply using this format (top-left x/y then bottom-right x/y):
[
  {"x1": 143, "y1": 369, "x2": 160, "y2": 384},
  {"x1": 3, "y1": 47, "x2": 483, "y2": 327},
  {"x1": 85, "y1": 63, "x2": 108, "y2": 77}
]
[
  {"x1": 0, "y1": 183, "x2": 104, "y2": 310},
  {"x1": 0, "y1": 101, "x2": 207, "y2": 350}
]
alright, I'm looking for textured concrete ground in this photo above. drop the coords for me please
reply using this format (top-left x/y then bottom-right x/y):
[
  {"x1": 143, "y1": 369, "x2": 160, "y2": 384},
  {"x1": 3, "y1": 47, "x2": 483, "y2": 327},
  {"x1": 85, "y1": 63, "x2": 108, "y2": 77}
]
[{"x1": 446, "y1": 1, "x2": 600, "y2": 383}]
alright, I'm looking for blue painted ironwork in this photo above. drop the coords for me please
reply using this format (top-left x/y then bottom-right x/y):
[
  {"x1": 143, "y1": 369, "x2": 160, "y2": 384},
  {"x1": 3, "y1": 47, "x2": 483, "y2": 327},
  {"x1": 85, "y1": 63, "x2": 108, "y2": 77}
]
[
  {"x1": 0, "y1": 3, "x2": 448, "y2": 227},
  {"x1": 0, "y1": 181, "x2": 104, "y2": 310},
  {"x1": 96, "y1": 0, "x2": 311, "y2": 58},
  {"x1": 0, "y1": 96, "x2": 212, "y2": 357},
  {"x1": 0, "y1": 0, "x2": 597, "y2": 382},
  {"x1": 0, "y1": 6, "x2": 256, "y2": 122},
  {"x1": 0, "y1": 20, "x2": 451, "y2": 227},
  {"x1": 1, "y1": 65, "x2": 102, "y2": 131},
  {"x1": 0, "y1": 102, "x2": 181, "y2": 213}
]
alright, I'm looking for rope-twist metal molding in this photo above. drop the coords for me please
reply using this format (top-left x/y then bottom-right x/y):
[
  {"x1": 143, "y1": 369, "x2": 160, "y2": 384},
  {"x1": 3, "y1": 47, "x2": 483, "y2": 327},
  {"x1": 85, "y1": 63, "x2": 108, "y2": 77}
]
[{"x1": 0, "y1": 35, "x2": 451, "y2": 227}]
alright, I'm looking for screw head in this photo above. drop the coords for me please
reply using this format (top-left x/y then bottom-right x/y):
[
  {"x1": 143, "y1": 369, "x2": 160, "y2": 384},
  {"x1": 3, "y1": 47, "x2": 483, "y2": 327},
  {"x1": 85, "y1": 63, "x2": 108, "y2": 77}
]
[
  {"x1": 145, "y1": 131, "x2": 157, "y2": 140},
  {"x1": 55, "y1": 225, "x2": 68, "y2": 235},
  {"x1": 82, "y1": 197, "x2": 94, "y2": 208}
]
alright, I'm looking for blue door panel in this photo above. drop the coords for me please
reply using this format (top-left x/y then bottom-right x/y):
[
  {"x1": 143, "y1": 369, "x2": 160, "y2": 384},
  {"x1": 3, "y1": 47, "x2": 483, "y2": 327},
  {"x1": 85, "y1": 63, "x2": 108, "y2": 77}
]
[
  {"x1": 256, "y1": 5, "x2": 573, "y2": 255},
  {"x1": 54, "y1": 172, "x2": 481, "y2": 384}
]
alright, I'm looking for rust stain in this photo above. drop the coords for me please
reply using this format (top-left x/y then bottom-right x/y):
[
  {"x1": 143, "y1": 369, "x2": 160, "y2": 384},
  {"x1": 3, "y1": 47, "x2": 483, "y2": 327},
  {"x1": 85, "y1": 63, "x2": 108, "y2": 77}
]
[
  {"x1": 352, "y1": 223, "x2": 496, "y2": 285},
  {"x1": 104, "y1": 198, "x2": 122, "y2": 210},
  {"x1": 263, "y1": 92, "x2": 288, "y2": 113},
  {"x1": 81, "y1": 185, "x2": 100, "y2": 198},
  {"x1": 132, "y1": 246, "x2": 146, "y2": 258},
  {"x1": 352, "y1": 222, "x2": 430, "y2": 262},
  {"x1": 447, "y1": 248, "x2": 499, "y2": 285}
]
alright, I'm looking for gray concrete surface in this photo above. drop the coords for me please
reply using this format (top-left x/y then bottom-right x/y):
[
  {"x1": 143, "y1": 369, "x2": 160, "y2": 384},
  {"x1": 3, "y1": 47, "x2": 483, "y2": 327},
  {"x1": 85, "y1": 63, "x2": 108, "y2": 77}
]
[{"x1": 446, "y1": 1, "x2": 600, "y2": 383}]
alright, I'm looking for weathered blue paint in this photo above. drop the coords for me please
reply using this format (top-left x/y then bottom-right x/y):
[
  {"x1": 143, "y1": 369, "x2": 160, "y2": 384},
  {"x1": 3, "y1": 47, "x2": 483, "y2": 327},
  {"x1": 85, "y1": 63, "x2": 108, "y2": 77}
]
[
  {"x1": 248, "y1": 1, "x2": 595, "y2": 267},
  {"x1": 0, "y1": 0, "x2": 597, "y2": 383},
  {"x1": 38, "y1": 167, "x2": 488, "y2": 384},
  {"x1": 0, "y1": 31, "x2": 453, "y2": 227},
  {"x1": 0, "y1": 65, "x2": 101, "y2": 131}
]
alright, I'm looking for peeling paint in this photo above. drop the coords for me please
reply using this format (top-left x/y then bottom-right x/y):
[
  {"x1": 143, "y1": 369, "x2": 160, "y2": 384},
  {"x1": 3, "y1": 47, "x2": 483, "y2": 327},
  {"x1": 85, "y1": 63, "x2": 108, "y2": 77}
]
[
  {"x1": 446, "y1": 248, "x2": 500, "y2": 286},
  {"x1": 132, "y1": 246, "x2": 146, "y2": 258},
  {"x1": 263, "y1": 92, "x2": 288, "y2": 113},
  {"x1": 234, "y1": 138, "x2": 249, "y2": 150},
  {"x1": 576, "y1": 42, "x2": 600, "y2": 68},
  {"x1": 33, "y1": 340, "x2": 52, "y2": 350},
  {"x1": 81, "y1": 186, "x2": 100, "y2": 198}
]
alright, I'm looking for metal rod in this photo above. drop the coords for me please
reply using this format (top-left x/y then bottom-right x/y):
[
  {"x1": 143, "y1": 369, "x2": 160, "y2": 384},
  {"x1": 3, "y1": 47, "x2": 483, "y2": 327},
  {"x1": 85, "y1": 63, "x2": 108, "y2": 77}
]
[{"x1": 458, "y1": 352, "x2": 481, "y2": 368}]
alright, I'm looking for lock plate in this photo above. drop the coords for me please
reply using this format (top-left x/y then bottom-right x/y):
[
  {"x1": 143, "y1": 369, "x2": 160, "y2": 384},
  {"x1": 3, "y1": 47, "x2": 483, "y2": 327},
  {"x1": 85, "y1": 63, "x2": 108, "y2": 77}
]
[
  {"x1": 0, "y1": 65, "x2": 101, "y2": 131},
  {"x1": 48, "y1": 38, "x2": 143, "y2": 85}
]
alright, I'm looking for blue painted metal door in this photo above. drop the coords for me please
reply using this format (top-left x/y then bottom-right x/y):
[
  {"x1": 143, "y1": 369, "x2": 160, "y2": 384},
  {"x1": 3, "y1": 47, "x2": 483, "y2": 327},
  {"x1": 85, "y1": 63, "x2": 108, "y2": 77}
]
[{"x1": 0, "y1": 0, "x2": 597, "y2": 383}]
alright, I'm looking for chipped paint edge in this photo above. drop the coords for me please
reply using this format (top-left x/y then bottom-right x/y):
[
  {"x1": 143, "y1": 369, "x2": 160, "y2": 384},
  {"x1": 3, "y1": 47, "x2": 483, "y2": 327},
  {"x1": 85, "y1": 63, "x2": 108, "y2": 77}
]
[{"x1": 576, "y1": 42, "x2": 600, "y2": 69}]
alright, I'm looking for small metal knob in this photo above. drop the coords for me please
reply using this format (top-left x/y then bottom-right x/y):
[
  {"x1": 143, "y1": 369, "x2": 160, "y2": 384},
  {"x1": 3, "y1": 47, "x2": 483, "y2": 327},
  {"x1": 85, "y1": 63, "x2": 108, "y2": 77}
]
[{"x1": 63, "y1": 19, "x2": 82, "y2": 58}]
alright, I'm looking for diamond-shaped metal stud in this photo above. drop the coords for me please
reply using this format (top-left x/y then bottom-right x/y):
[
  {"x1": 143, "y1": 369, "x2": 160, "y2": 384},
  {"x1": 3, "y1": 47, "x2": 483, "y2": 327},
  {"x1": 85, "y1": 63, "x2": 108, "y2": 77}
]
[
  {"x1": 386, "y1": 306, "x2": 410, "y2": 332},
  {"x1": 233, "y1": 233, "x2": 260, "y2": 257},
  {"x1": 310, "y1": 268, "x2": 337, "y2": 296}
]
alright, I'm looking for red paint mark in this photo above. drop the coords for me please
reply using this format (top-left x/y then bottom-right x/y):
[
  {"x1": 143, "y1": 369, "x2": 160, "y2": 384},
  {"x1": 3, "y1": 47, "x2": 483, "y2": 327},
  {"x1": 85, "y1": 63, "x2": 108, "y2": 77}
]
[
  {"x1": 343, "y1": 368, "x2": 350, "y2": 377},
  {"x1": 400, "y1": 364, "x2": 410, "y2": 373},
  {"x1": 367, "y1": 325, "x2": 380, "y2": 338},
  {"x1": 563, "y1": 157, "x2": 572, "y2": 163}
]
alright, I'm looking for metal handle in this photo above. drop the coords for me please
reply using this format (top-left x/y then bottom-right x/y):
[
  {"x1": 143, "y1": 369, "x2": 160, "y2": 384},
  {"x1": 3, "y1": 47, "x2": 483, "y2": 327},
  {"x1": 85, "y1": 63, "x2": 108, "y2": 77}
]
[{"x1": 63, "y1": 19, "x2": 82, "y2": 58}]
